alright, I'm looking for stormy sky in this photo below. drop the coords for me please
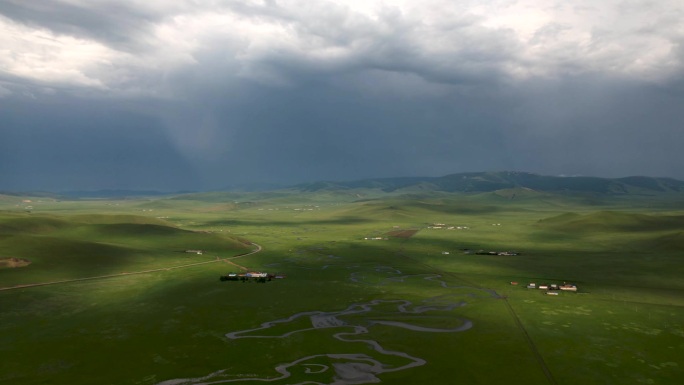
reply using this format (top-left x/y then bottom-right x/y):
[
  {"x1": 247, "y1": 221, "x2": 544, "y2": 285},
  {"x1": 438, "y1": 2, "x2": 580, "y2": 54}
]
[{"x1": 1, "y1": 0, "x2": 683, "y2": 191}]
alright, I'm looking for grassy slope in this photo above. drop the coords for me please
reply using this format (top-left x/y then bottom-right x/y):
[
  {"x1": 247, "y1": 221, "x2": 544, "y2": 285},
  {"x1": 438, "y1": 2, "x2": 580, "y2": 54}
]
[
  {"x1": 0, "y1": 211, "x2": 250, "y2": 287},
  {"x1": 0, "y1": 192, "x2": 683, "y2": 384}
]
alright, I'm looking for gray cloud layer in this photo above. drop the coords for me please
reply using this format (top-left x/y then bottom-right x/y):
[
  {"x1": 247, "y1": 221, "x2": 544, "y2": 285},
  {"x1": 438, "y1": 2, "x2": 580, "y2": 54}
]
[{"x1": 1, "y1": 0, "x2": 683, "y2": 190}]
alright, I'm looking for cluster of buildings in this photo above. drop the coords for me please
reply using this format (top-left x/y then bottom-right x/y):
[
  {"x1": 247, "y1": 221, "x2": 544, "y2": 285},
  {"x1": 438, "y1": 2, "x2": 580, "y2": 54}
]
[
  {"x1": 463, "y1": 249, "x2": 519, "y2": 256},
  {"x1": 220, "y1": 272, "x2": 286, "y2": 282},
  {"x1": 511, "y1": 281, "x2": 578, "y2": 295},
  {"x1": 427, "y1": 223, "x2": 469, "y2": 230}
]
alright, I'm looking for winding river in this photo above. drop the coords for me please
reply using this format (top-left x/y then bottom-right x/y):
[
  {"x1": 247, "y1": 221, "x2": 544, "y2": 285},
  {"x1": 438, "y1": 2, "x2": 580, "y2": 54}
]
[{"x1": 156, "y1": 266, "x2": 498, "y2": 385}]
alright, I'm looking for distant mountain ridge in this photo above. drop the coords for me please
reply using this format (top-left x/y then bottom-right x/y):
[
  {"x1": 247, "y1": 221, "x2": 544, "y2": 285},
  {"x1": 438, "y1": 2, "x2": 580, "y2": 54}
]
[
  {"x1": 3, "y1": 172, "x2": 684, "y2": 198},
  {"x1": 0, "y1": 190, "x2": 193, "y2": 199},
  {"x1": 292, "y1": 171, "x2": 684, "y2": 195}
]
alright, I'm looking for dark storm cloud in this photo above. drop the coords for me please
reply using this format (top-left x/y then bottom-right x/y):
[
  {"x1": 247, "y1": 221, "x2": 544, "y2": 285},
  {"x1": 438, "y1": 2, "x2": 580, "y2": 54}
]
[
  {"x1": 1, "y1": 1, "x2": 684, "y2": 190},
  {"x1": 173, "y1": 79, "x2": 512, "y2": 185},
  {"x1": 0, "y1": 0, "x2": 170, "y2": 51},
  {"x1": 202, "y1": 1, "x2": 522, "y2": 89},
  {"x1": 0, "y1": 95, "x2": 200, "y2": 191},
  {"x1": 502, "y1": 76, "x2": 684, "y2": 176},
  {"x1": 188, "y1": 73, "x2": 684, "y2": 187}
]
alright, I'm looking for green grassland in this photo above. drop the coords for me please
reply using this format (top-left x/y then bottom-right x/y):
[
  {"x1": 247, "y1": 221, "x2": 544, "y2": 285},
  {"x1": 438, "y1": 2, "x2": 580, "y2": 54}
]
[{"x1": 0, "y1": 190, "x2": 683, "y2": 384}]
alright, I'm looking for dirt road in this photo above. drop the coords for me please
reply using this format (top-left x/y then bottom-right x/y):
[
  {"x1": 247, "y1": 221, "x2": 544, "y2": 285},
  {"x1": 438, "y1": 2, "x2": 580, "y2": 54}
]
[{"x1": 0, "y1": 243, "x2": 262, "y2": 291}]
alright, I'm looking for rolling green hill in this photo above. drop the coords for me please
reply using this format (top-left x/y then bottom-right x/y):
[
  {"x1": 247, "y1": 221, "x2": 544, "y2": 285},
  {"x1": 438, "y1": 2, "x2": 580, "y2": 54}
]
[
  {"x1": 0, "y1": 212, "x2": 251, "y2": 287},
  {"x1": 538, "y1": 211, "x2": 684, "y2": 232},
  {"x1": 1, "y1": 174, "x2": 684, "y2": 385}
]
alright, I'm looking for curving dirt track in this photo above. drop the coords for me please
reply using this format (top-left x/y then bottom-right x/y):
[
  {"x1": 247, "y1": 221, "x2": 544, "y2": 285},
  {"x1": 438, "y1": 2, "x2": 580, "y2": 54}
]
[{"x1": 0, "y1": 243, "x2": 262, "y2": 292}]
